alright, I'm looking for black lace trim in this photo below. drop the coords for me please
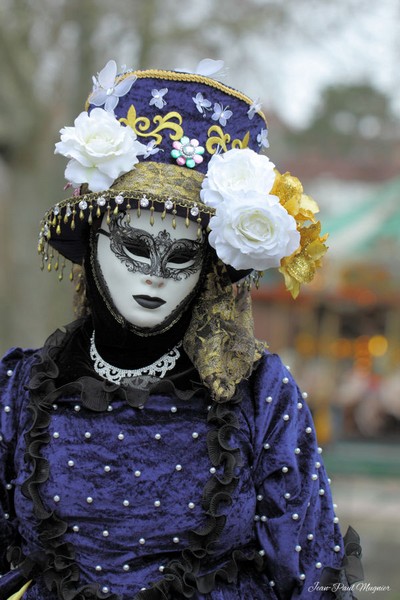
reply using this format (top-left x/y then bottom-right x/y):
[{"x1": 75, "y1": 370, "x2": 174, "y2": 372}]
[{"x1": 19, "y1": 320, "x2": 264, "y2": 600}]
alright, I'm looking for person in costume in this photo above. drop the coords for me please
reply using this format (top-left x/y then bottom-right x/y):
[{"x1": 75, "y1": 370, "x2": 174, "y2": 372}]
[{"x1": 0, "y1": 59, "x2": 362, "y2": 600}]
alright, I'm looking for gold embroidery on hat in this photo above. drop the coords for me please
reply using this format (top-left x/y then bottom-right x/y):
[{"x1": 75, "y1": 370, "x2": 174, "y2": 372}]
[
  {"x1": 205, "y1": 125, "x2": 250, "y2": 154},
  {"x1": 120, "y1": 105, "x2": 184, "y2": 144}
]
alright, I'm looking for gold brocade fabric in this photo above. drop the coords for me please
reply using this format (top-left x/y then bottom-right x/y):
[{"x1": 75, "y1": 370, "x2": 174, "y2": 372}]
[{"x1": 184, "y1": 259, "x2": 265, "y2": 403}]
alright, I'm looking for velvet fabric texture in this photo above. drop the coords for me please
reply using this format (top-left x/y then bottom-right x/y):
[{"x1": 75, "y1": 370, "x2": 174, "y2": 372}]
[{"x1": 0, "y1": 321, "x2": 361, "y2": 599}]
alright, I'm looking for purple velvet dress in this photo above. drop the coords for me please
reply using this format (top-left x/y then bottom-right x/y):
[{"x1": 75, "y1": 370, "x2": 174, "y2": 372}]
[{"x1": 0, "y1": 320, "x2": 360, "y2": 600}]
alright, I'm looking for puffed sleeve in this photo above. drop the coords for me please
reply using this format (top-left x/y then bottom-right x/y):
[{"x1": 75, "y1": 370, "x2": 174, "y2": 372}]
[
  {"x1": 250, "y1": 352, "x2": 361, "y2": 599},
  {"x1": 0, "y1": 348, "x2": 30, "y2": 573}
]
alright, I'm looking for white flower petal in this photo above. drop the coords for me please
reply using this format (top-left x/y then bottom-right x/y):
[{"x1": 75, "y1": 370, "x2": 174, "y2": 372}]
[
  {"x1": 90, "y1": 89, "x2": 109, "y2": 106},
  {"x1": 55, "y1": 107, "x2": 145, "y2": 191},
  {"x1": 207, "y1": 195, "x2": 300, "y2": 271},
  {"x1": 104, "y1": 95, "x2": 119, "y2": 112},
  {"x1": 195, "y1": 59, "x2": 224, "y2": 76},
  {"x1": 97, "y1": 59, "x2": 117, "y2": 88},
  {"x1": 114, "y1": 74, "x2": 137, "y2": 97}
]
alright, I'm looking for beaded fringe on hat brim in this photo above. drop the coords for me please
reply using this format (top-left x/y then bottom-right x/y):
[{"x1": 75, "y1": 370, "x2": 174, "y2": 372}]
[{"x1": 38, "y1": 162, "x2": 214, "y2": 271}]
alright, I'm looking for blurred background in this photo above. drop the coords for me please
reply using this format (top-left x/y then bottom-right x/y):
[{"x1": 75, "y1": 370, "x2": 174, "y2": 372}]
[{"x1": 1, "y1": 0, "x2": 399, "y2": 596}]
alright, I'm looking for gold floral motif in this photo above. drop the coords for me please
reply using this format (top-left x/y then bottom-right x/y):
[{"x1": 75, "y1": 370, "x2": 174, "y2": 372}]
[
  {"x1": 269, "y1": 170, "x2": 329, "y2": 298},
  {"x1": 279, "y1": 222, "x2": 328, "y2": 299},
  {"x1": 120, "y1": 105, "x2": 184, "y2": 145},
  {"x1": 206, "y1": 125, "x2": 250, "y2": 155}
]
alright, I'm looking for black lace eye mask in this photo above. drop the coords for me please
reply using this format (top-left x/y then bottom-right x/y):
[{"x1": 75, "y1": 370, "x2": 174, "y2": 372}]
[{"x1": 98, "y1": 214, "x2": 206, "y2": 281}]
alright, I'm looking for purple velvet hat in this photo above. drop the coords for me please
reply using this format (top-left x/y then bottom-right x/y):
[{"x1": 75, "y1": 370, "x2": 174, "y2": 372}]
[
  {"x1": 40, "y1": 61, "x2": 268, "y2": 265},
  {"x1": 39, "y1": 60, "x2": 327, "y2": 297}
]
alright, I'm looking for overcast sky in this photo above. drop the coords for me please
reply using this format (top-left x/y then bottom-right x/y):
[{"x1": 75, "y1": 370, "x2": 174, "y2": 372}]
[{"x1": 236, "y1": 0, "x2": 399, "y2": 127}]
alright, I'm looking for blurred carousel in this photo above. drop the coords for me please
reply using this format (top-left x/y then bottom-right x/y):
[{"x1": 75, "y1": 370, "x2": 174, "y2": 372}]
[{"x1": 252, "y1": 176, "x2": 400, "y2": 442}]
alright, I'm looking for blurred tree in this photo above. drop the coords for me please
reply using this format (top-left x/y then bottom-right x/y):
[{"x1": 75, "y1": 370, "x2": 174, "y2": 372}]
[
  {"x1": 0, "y1": 0, "x2": 398, "y2": 351},
  {"x1": 288, "y1": 84, "x2": 400, "y2": 162}
]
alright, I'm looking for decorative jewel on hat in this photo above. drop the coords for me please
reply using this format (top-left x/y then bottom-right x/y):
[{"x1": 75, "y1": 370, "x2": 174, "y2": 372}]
[{"x1": 171, "y1": 136, "x2": 205, "y2": 168}]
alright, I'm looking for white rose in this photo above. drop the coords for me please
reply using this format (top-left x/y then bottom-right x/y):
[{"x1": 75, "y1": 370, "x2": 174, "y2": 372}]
[
  {"x1": 55, "y1": 107, "x2": 146, "y2": 192},
  {"x1": 200, "y1": 148, "x2": 276, "y2": 208},
  {"x1": 208, "y1": 193, "x2": 300, "y2": 271}
]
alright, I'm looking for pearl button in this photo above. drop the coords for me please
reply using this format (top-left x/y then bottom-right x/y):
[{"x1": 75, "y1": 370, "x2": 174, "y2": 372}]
[
  {"x1": 265, "y1": 396, "x2": 273, "y2": 403},
  {"x1": 282, "y1": 377, "x2": 289, "y2": 384},
  {"x1": 4, "y1": 406, "x2": 11, "y2": 413},
  {"x1": 6, "y1": 370, "x2": 13, "y2": 377},
  {"x1": 297, "y1": 402, "x2": 303, "y2": 409},
  {"x1": 292, "y1": 513, "x2": 299, "y2": 520},
  {"x1": 316, "y1": 562, "x2": 322, "y2": 569},
  {"x1": 175, "y1": 464, "x2": 182, "y2": 471},
  {"x1": 53, "y1": 432, "x2": 60, "y2": 439},
  {"x1": 5, "y1": 484, "x2": 12, "y2": 490},
  {"x1": 307, "y1": 533, "x2": 314, "y2": 540},
  {"x1": 102, "y1": 587, "x2": 109, "y2": 594},
  {"x1": 123, "y1": 500, "x2": 130, "y2": 507},
  {"x1": 170, "y1": 406, "x2": 177, "y2": 413},
  {"x1": 295, "y1": 545, "x2": 302, "y2": 552},
  {"x1": 283, "y1": 414, "x2": 290, "y2": 421},
  {"x1": 302, "y1": 392, "x2": 308, "y2": 399},
  {"x1": 263, "y1": 443, "x2": 270, "y2": 450},
  {"x1": 68, "y1": 460, "x2": 74, "y2": 467},
  {"x1": 295, "y1": 448, "x2": 301, "y2": 454},
  {"x1": 123, "y1": 564, "x2": 130, "y2": 571},
  {"x1": 118, "y1": 433, "x2": 124, "y2": 440},
  {"x1": 300, "y1": 574, "x2": 306, "y2": 581},
  {"x1": 254, "y1": 515, "x2": 260, "y2": 521},
  {"x1": 53, "y1": 495, "x2": 60, "y2": 502},
  {"x1": 315, "y1": 461, "x2": 321, "y2": 469},
  {"x1": 4, "y1": 513, "x2": 9, "y2": 519},
  {"x1": 107, "y1": 405, "x2": 113, "y2": 412},
  {"x1": 72, "y1": 525, "x2": 79, "y2": 532},
  {"x1": 84, "y1": 432, "x2": 91, "y2": 439},
  {"x1": 209, "y1": 467, "x2": 216, "y2": 474},
  {"x1": 305, "y1": 427, "x2": 312, "y2": 434},
  {"x1": 103, "y1": 530, "x2": 109, "y2": 537},
  {"x1": 284, "y1": 493, "x2": 291, "y2": 499},
  {"x1": 188, "y1": 502, "x2": 195, "y2": 509},
  {"x1": 333, "y1": 517, "x2": 339, "y2": 524},
  {"x1": 104, "y1": 465, "x2": 111, "y2": 472},
  {"x1": 74, "y1": 405, "x2": 81, "y2": 412},
  {"x1": 256, "y1": 494, "x2": 263, "y2": 501},
  {"x1": 260, "y1": 515, "x2": 267, "y2": 522},
  {"x1": 154, "y1": 500, "x2": 161, "y2": 507},
  {"x1": 154, "y1": 433, "x2": 161, "y2": 440},
  {"x1": 173, "y1": 537, "x2": 179, "y2": 543},
  {"x1": 312, "y1": 474, "x2": 318, "y2": 480},
  {"x1": 134, "y1": 470, "x2": 141, "y2": 477},
  {"x1": 159, "y1": 566, "x2": 165, "y2": 572},
  {"x1": 52, "y1": 404, "x2": 58, "y2": 410},
  {"x1": 334, "y1": 545, "x2": 341, "y2": 552},
  {"x1": 86, "y1": 497, "x2": 93, "y2": 504},
  {"x1": 259, "y1": 549, "x2": 265, "y2": 556},
  {"x1": 269, "y1": 580, "x2": 275, "y2": 587},
  {"x1": 139, "y1": 538, "x2": 146, "y2": 544},
  {"x1": 282, "y1": 466, "x2": 288, "y2": 473},
  {"x1": 95, "y1": 565, "x2": 102, "y2": 572},
  {"x1": 319, "y1": 489, "x2": 325, "y2": 496},
  {"x1": 317, "y1": 447, "x2": 323, "y2": 454},
  {"x1": 192, "y1": 432, "x2": 199, "y2": 439}
]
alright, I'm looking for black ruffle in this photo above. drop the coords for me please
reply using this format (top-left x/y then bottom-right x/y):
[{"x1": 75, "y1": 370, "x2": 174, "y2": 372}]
[
  {"x1": 18, "y1": 320, "x2": 265, "y2": 600},
  {"x1": 321, "y1": 526, "x2": 364, "y2": 599}
]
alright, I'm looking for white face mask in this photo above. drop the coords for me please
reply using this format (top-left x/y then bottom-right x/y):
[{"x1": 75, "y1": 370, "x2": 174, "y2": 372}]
[{"x1": 95, "y1": 212, "x2": 206, "y2": 331}]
